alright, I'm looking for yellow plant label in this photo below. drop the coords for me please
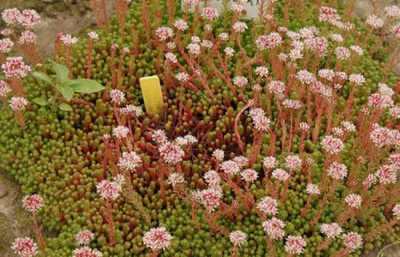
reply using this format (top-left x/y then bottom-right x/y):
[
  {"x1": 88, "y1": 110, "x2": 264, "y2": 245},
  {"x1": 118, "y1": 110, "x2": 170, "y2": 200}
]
[{"x1": 139, "y1": 76, "x2": 164, "y2": 115}]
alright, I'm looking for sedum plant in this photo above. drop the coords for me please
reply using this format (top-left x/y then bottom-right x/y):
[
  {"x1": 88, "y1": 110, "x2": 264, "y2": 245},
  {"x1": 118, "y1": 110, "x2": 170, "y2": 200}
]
[{"x1": 0, "y1": 1, "x2": 399, "y2": 257}]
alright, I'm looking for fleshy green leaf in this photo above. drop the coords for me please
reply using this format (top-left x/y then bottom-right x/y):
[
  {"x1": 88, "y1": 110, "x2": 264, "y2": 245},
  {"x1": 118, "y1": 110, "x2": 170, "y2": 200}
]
[
  {"x1": 52, "y1": 62, "x2": 69, "y2": 83},
  {"x1": 57, "y1": 85, "x2": 74, "y2": 102},
  {"x1": 32, "y1": 71, "x2": 52, "y2": 84},
  {"x1": 65, "y1": 79, "x2": 105, "y2": 93},
  {"x1": 59, "y1": 103, "x2": 73, "y2": 112},
  {"x1": 32, "y1": 97, "x2": 48, "y2": 106},
  {"x1": 0, "y1": 74, "x2": 5, "y2": 80}
]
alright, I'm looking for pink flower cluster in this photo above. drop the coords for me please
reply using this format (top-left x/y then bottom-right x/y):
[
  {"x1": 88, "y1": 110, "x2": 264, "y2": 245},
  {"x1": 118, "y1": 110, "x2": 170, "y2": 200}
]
[
  {"x1": 321, "y1": 135, "x2": 344, "y2": 155},
  {"x1": 267, "y1": 80, "x2": 286, "y2": 99},
  {"x1": 341, "y1": 121, "x2": 356, "y2": 133},
  {"x1": 73, "y1": 247, "x2": 102, "y2": 257},
  {"x1": 183, "y1": 0, "x2": 200, "y2": 8},
  {"x1": 231, "y1": 3, "x2": 245, "y2": 13},
  {"x1": 76, "y1": 230, "x2": 94, "y2": 245},
  {"x1": 159, "y1": 141, "x2": 185, "y2": 164},
  {"x1": 284, "y1": 235, "x2": 307, "y2": 255},
  {"x1": 196, "y1": 188, "x2": 222, "y2": 212},
  {"x1": 155, "y1": 26, "x2": 174, "y2": 41},
  {"x1": 305, "y1": 36, "x2": 328, "y2": 56},
  {"x1": 96, "y1": 179, "x2": 122, "y2": 200},
  {"x1": 9, "y1": 98, "x2": 27, "y2": 112},
  {"x1": 165, "y1": 52, "x2": 178, "y2": 63},
  {"x1": 335, "y1": 46, "x2": 351, "y2": 60},
  {"x1": 229, "y1": 230, "x2": 247, "y2": 247},
  {"x1": 19, "y1": 30, "x2": 38, "y2": 45},
  {"x1": 233, "y1": 156, "x2": 248, "y2": 168},
  {"x1": 175, "y1": 72, "x2": 190, "y2": 83},
  {"x1": 318, "y1": 69, "x2": 335, "y2": 81},
  {"x1": 375, "y1": 165, "x2": 397, "y2": 185},
  {"x1": 119, "y1": 104, "x2": 143, "y2": 117},
  {"x1": 393, "y1": 204, "x2": 400, "y2": 219},
  {"x1": 0, "y1": 38, "x2": 14, "y2": 53},
  {"x1": 370, "y1": 124, "x2": 398, "y2": 148},
  {"x1": 255, "y1": 66, "x2": 269, "y2": 78},
  {"x1": 272, "y1": 169, "x2": 290, "y2": 182},
  {"x1": 22, "y1": 195, "x2": 44, "y2": 213},
  {"x1": 11, "y1": 237, "x2": 38, "y2": 257},
  {"x1": 167, "y1": 173, "x2": 185, "y2": 186},
  {"x1": 299, "y1": 122, "x2": 310, "y2": 132},
  {"x1": 282, "y1": 99, "x2": 302, "y2": 109},
  {"x1": 0, "y1": 81, "x2": 11, "y2": 97},
  {"x1": 263, "y1": 156, "x2": 277, "y2": 169},
  {"x1": 350, "y1": 45, "x2": 364, "y2": 56},
  {"x1": 327, "y1": 162, "x2": 348, "y2": 180},
  {"x1": 152, "y1": 129, "x2": 167, "y2": 145},
  {"x1": 368, "y1": 92, "x2": 394, "y2": 110},
  {"x1": 232, "y1": 21, "x2": 248, "y2": 33},
  {"x1": 345, "y1": 194, "x2": 362, "y2": 209},
  {"x1": 212, "y1": 149, "x2": 224, "y2": 162},
  {"x1": 262, "y1": 217, "x2": 285, "y2": 240},
  {"x1": 201, "y1": 7, "x2": 219, "y2": 20},
  {"x1": 186, "y1": 43, "x2": 201, "y2": 56},
  {"x1": 249, "y1": 108, "x2": 271, "y2": 132},
  {"x1": 2, "y1": 9, "x2": 40, "y2": 28},
  {"x1": 348, "y1": 74, "x2": 366, "y2": 86},
  {"x1": 363, "y1": 174, "x2": 376, "y2": 189},
  {"x1": 173, "y1": 19, "x2": 188, "y2": 31},
  {"x1": 19, "y1": 10, "x2": 40, "y2": 29},
  {"x1": 306, "y1": 183, "x2": 320, "y2": 195},
  {"x1": 118, "y1": 151, "x2": 142, "y2": 172},
  {"x1": 112, "y1": 126, "x2": 130, "y2": 139},
  {"x1": 366, "y1": 15, "x2": 384, "y2": 29},
  {"x1": 60, "y1": 34, "x2": 78, "y2": 47},
  {"x1": 88, "y1": 31, "x2": 99, "y2": 41},
  {"x1": 388, "y1": 153, "x2": 400, "y2": 170},
  {"x1": 342, "y1": 232, "x2": 363, "y2": 252},
  {"x1": 224, "y1": 47, "x2": 234, "y2": 57},
  {"x1": 257, "y1": 196, "x2": 278, "y2": 216},
  {"x1": 319, "y1": 6, "x2": 340, "y2": 22},
  {"x1": 255, "y1": 33, "x2": 282, "y2": 50},
  {"x1": 174, "y1": 135, "x2": 197, "y2": 146},
  {"x1": 2, "y1": 8, "x2": 21, "y2": 25},
  {"x1": 203, "y1": 170, "x2": 221, "y2": 187},
  {"x1": 113, "y1": 174, "x2": 125, "y2": 186},
  {"x1": 384, "y1": 5, "x2": 400, "y2": 20},
  {"x1": 233, "y1": 76, "x2": 248, "y2": 88},
  {"x1": 2, "y1": 57, "x2": 31, "y2": 78},
  {"x1": 221, "y1": 160, "x2": 240, "y2": 175},
  {"x1": 241, "y1": 169, "x2": 258, "y2": 182},
  {"x1": 143, "y1": 227, "x2": 173, "y2": 251},
  {"x1": 284, "y1": 155, "x2": 302, "y2": 171},
  {"x1": 297, "y1": 70, "x2": 317, "y2": 85},
  {"x1": 110, "y1": 89, "x2": 125, "y2": 105},
  {"x1": 201, "y1": 39, "x2": 213, "y2": 49},
  {"x1": 320, "y1": 223, "x2": 342, "y2": 238}
]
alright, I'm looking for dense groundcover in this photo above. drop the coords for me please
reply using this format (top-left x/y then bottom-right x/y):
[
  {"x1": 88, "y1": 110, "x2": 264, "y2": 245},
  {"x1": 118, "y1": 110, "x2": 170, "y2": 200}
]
[{"x1": 0, "y1": 0, "x2": 399, "y2": 256}]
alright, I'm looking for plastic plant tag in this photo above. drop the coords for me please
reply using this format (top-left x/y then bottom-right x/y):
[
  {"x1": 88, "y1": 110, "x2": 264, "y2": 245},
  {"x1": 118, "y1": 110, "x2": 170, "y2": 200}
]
[
  {"x1": 139, "y1": 76, "x2": 164, "y2": 115},
  {"x1": 181, "y1": 0, "x2": 263, "y2": 19}
]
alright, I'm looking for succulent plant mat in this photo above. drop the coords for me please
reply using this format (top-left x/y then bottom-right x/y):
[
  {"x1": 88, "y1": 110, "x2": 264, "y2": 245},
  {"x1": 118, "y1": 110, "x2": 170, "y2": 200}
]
[{"x1": 0, "y1": 0, "x2": 399, "y2": 257}]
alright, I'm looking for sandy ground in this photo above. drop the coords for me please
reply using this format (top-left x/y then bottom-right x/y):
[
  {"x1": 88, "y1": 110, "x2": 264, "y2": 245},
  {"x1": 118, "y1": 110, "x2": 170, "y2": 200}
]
[
  {"x1": 354, "y1": 0, "x2": 400, "y2": 76},
  {"x1": 0, "y1": 171, "x2": 34, "y2": 256}
]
